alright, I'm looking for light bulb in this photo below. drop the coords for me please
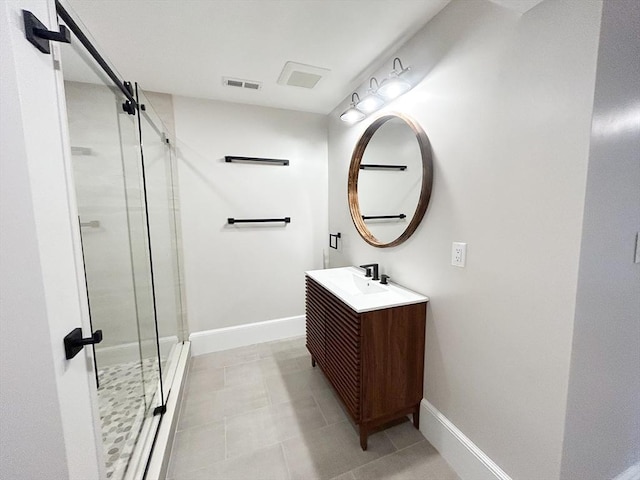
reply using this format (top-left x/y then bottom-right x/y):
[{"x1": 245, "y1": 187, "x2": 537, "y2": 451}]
[
  {"x1": 356, "y1": 93, "x2": 384, "y2": 114},
  {"x1": 340, "y1": 107, "x2": 365, "y2": 124},
  {"x1": 378, "y1": 77, "x2": 411, "y2": 100}
]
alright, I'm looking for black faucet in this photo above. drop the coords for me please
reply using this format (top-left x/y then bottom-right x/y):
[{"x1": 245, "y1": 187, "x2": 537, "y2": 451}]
[
  {"x1": 380, "y1": 274, "x2": 390, "y2": 285},
  {"x1": 359, "y1": 263, "x2": 379, "y2": 281}
]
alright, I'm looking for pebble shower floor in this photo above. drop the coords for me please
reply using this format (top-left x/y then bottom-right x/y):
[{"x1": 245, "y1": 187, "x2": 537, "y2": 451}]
[{"x1": 98, "y1": 358, "x2": 158, "y2": 479}]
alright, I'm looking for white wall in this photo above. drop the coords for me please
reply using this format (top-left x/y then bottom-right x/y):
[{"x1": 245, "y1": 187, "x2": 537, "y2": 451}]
[
  {"x1": 328, "y1": 0, "x2": 602, "y2": 479},
  {"x1": 560, "y1": 0, "x2": 640, "y2": 478},
  {"x1": 173, "y1": 96, "x2": 328, "y2": 334},
  {"x1": 0, "y1": 3, "x2": 69, "y2": 477},
  {"x1": 0, "y1": 1, "x2": 102, "y2": 478}
]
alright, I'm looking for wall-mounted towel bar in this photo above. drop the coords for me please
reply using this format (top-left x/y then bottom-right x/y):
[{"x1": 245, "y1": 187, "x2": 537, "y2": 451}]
[
  {"x1": 359, "y1": 164, "x2": 406, "y2": 171},
  {"x1": 228, "y1": 217, "x2": 291, "y2": 225},
  {"x1": 362, "y1": 214, "x2": 406, "y2": 221},
  {"x1": 80, "y1": 220, "x2": 100, "y2": 228},
  {"x1": 225, "y1": 156, "x2": 289, "y2": 166}
]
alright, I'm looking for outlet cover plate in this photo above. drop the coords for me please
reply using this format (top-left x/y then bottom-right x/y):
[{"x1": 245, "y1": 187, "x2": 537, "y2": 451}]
[{"x1": 452, "y1": 242, "x2": 467, "y2": 267}]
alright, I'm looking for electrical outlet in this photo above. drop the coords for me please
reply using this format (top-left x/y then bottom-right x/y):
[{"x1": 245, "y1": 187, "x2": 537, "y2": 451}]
[{"x1": 452, "y1": 242, "x2": 466, "y2": 267}]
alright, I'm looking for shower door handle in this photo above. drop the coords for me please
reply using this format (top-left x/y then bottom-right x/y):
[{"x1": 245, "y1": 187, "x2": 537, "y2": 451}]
[{"x1": 64, "y1": 328, "x2": 103, "y2": 360}]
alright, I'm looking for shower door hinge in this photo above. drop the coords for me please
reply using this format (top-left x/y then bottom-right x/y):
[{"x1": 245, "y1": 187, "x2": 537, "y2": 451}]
[
  {"x1": 153, "y1": 405, "x2": 167, "y2": 416},
  {"x1": 23, "y1": 10, "x2": 71, "y2": 54}
]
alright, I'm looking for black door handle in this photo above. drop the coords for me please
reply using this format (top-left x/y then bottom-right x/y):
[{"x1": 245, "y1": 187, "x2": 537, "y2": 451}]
[{"x1": 64, "y1": 328, "x2": 103, "y2": 360}]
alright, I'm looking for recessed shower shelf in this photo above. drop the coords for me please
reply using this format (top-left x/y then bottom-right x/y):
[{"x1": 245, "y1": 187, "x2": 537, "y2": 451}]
[{"x1": 225, "y1": 156, "x2": 289, "y2": 166}]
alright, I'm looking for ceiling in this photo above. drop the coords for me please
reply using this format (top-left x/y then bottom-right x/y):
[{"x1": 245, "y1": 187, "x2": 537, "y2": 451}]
[{"x1": 63, "y1": 0, "x2": 451, "y2": 114}]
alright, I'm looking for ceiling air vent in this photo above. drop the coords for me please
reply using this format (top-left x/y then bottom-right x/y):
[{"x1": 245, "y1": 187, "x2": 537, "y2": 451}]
[
  {"x1": 277, "y1": 61, "x2": 330, "y2": 89},
  {"x1": 222, "y1": 77, "x2": 263, "y2": 90}
]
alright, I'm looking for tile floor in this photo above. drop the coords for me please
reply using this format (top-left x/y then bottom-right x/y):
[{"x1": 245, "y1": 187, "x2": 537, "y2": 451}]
[{"x1": 167, "y1": 336, "x2": 460, "y2": 480}]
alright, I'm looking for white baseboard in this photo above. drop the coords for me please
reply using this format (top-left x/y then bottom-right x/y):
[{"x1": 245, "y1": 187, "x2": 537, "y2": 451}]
[
  {"x1": 188, "y1": 315, "x2": 306, "y2": 356},
  {"x1": 420, "y1": 398, "x2": 512, "y2": 480},
  {"x1": 614, "y1": 462, "x2": 640, "y2": 480}
]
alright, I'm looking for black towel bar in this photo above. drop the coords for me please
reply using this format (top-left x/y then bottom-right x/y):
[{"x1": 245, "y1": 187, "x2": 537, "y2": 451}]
[
  {"x1": 362, "y1": 214, "x2": 406, "y2": 221},
  {"x1": 225, "y1": 156, "x2": 289, "y2": 166},
  {"x1": 228, "y1": 217, "x2": 291, "y2": 224},
  {"x1": 359, "y1": 164, "x2": 407, "y2": 171}
]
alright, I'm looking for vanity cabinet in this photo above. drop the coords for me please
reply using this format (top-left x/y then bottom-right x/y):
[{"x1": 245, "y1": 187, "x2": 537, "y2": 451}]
[{"x1": 305, "y1": 275, "x2": 426, "y2": 450}]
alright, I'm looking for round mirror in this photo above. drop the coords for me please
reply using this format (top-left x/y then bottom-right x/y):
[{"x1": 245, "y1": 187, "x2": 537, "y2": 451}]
[{"x1": 348, "y1": 113, "x2": 433, "y2": 248}]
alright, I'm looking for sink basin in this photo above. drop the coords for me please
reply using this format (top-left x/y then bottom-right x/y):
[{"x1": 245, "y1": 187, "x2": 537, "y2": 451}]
[
  {"x1": 329, "y1": 272, "x2": 387, "y2": 296},
  {"x1": 305, "y1": 266, "x2": 428, "y2": 313},
  {"x1": 351, "y1": 274, "x2": 387, "y2": 294}
]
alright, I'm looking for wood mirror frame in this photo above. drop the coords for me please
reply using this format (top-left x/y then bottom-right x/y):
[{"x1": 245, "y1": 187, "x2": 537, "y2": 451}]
[{"x1": 348, "y1": 113, "x2": 433, "y2": 248}]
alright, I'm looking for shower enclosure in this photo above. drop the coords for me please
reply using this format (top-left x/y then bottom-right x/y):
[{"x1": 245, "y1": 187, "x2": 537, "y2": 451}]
[{"x1": 57, "y1": 2, "x2": 187, "y2": 478}]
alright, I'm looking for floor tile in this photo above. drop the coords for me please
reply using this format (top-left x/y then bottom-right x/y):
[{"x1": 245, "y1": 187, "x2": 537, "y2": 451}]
[
  {"x1": 282, "y1": 420, "x2": 396, "y2": 480},
  {"x1": 330, "y1": 472, "x2": 356, "y2": 480},
  {"x1": 213, "y1": 380, "x2": 271, "y2": 418},
  {"x1": 265, "y1": 367, "x2": 330, "y2": 405},
  {"x1": 224, "y1": 360, "x2": 264, "y2": 387},
  {"x1": 191, "y1": 344, "x2": 259, "y2": 371},
  {"x1": 269, "y1": 395, "x2": 327, "y2": 441},
  {"x1": 224, "y1": 406, "x2": 280, "y2": 459},
  {"x1": 167, "y1": 420, "x2": 225, "y2": 477},
  {"x1": 350, "y1": 441, "x2": 460, "y2": 480},
  {"x1": 260, "y1": 354, "x2": 310, "y2": 377},
  {"x1": 177, "y1": 397, "x2": 217, "y2": 431},
  {"x1": 171, "y1": 444, "x2": 290, "y2": 480},
  {"x1": 225, "y1": 395, "x2": 326, "y2": 458},
  {"x1": 171, "y1": 340, "x2": 459, "y2": 480},
  {"x1": 258, "y1": 336, "x2": 306, "y2": 359},
  {"x1": 383, "y1": 418, "x2": 425, "y2": 450},
  {"x1": 295, "y1": 351, "x2": 315, "y2": 371},
  {"x1": 312, "y1": 386, "x2": 350, "y2": 425},
  {"x1": 184, "y1": 368, "x2": 225, "y2": 401},
  {"x1": 178, "y1": 379, "x2": 269, "y2": 429},
  {"x1": 224, "y1": 350, "x2": 312, "y2": 388}
]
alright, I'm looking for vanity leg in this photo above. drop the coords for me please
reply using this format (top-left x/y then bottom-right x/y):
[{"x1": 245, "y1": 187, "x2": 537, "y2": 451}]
[
  {"x1": 412, "y1": 406, "x2": 420, "y2": 429},
  {"x1": 311, "y1": 357, "x2": 316, "y2": 368},
  {"x1": 359, "y1": 425, "x2": 368, "y2": 451}
]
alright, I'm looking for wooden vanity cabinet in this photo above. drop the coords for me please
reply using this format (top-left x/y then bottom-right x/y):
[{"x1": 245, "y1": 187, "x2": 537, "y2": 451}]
[{"x1": 305, "y1": 276, "x2": 426, "y2": 450}]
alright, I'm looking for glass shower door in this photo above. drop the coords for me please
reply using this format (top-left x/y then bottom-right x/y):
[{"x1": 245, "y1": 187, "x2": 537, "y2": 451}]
[
  {"x1": 136, "y1": 88, "x2": 186, "y2": 399},
  {"x1": 59, "y1": 27, "x2": 163, "y2": 480}
]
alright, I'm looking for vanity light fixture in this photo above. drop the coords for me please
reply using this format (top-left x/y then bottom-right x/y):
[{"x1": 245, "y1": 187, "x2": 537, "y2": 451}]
[
  {"x1": 356, "y1": 78, "x2": 384, "y2": 114},
  {"x1": 340, "y1": 57, "x2": 413, "y2": 124},
  {"x1": 340, "y1": 93, "x2": 366, "y2": 124},
  {"x1": 377, "y1": 57, "x2": 411, "y2": 100}
]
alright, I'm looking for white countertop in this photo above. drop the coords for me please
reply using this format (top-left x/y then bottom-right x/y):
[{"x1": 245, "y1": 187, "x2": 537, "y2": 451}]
[{"x1": 305, "y1": 266, "x2": 429, "y2": 313}]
